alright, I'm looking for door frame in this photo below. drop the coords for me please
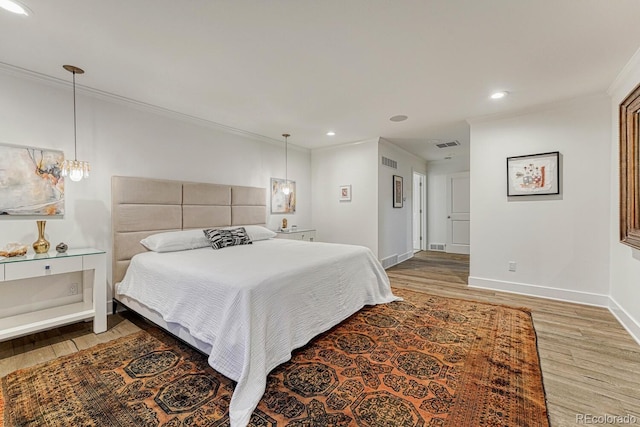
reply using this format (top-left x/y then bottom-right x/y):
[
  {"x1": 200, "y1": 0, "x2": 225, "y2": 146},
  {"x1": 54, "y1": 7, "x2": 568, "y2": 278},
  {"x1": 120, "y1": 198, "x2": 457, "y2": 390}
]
[{"x1": 412, "y1": 170, "x2": 427, "y2": 252}]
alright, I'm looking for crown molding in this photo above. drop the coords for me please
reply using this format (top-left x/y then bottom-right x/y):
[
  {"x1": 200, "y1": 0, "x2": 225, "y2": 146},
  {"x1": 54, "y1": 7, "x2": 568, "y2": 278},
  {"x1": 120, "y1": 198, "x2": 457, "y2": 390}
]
[
  {"x1": 466, "y1": 92, "x2": 608, "y2": 125},
  {"x1": 608, "y1": 46, "x2": 640, "y2": 97},
  {"x1": 0, "y1": 61, "x2": 309, "y2": 152},
  {"x1": 310, "y1": 137, "x2": 381, "y2": 153},
  {"x1": 379, "y1": 138, "x2": 428, "y2": 164}
]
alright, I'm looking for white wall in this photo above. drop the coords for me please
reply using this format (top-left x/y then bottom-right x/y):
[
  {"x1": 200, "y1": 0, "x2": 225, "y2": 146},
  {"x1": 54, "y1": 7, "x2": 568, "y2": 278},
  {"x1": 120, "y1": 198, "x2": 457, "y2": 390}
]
[
  {"x1": 426, "y1": 156, "x2": 470, "y2": 248},
  {"x1": 310, "y1": 138, "x2": 427, "y2": 263},
  {"x1": 608, "y1": 49, "x2": 640, "y2": 343},
  {"x1": 469, "y1": 95, "x2": 612, "y2": 305},
  {"x1": 311, "y1": 139, "x2": 379, "y2": 254},
  {"x1": 0, "y1": 68, "x2": 312, "y2": 303},
  {"x1": 378, "y1": 139, "x2": 427, "y2": 267}
]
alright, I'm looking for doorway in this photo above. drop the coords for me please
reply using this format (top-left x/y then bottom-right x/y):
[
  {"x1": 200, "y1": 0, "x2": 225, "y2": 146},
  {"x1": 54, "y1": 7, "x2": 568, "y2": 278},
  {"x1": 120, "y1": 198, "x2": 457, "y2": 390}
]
[{"x1": 446, "y1": 171, "x2": 470, "y2": 254}]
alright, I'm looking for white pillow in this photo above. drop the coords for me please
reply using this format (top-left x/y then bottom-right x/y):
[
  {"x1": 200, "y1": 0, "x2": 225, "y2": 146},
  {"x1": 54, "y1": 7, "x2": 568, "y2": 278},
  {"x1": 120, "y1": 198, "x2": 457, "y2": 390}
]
[
  {"x1": 140, "y1": 229, "x2": 209, "y2": 252},
  {"x1": 227, "y1": 225, "x2": 276, "y2": 241}
]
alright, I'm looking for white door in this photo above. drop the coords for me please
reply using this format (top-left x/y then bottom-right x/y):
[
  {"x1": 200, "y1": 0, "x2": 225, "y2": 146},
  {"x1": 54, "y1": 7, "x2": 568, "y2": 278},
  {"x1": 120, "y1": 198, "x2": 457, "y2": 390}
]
[
  {"x1": 446, "y1": 172, "x2": 470, "y2": 254},
  {"x1": 412, "y1": 172, "x2": 426, "y2": 251}
]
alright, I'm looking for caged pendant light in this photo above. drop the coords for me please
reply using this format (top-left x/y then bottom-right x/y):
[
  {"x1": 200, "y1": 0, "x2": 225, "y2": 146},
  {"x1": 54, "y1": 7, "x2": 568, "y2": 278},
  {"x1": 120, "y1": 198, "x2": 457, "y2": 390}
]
[
  {"x1": 60, "y1": 65, "x2": 90, "y2": 182},
  {"x1": 282, "y1": 133, "x2": 291, "y2": 195}
]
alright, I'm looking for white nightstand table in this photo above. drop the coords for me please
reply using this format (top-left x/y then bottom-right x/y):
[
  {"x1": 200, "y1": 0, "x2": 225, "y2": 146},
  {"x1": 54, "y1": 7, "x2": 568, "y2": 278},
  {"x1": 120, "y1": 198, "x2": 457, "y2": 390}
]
[
  {"x1": 0, "y1": 248, "x2": 107, "y2": 341},
  {"x1": 275, "y1": 229, "x2": 316, "y2": 242}
]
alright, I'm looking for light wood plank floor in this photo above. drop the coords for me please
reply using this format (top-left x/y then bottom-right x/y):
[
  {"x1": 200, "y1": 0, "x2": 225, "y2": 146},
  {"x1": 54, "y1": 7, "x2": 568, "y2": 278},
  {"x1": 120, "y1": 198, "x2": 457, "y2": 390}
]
[
  {"x1": 1, "y1": 251, "x2": 639, "y2": 427},
  {"x1": 389, "y1": 251, "x2": 640, "y2": 427}
]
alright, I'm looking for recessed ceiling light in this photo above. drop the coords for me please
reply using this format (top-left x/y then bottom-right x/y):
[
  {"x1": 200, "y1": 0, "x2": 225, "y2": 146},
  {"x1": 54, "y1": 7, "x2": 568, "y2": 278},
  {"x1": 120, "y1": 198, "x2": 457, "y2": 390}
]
[
  {"x1": 326, "y1": 131, "x2": 336, "y2": 136},
  {"x1": 0, "y1": 0, "x2": 31, "y2": 15},
  {"x1": 390, "y1": 115, "x2": 408, "y2": 122},
  {"x1": 490, "y1": 91, "x2": 508, "y2": 100}
]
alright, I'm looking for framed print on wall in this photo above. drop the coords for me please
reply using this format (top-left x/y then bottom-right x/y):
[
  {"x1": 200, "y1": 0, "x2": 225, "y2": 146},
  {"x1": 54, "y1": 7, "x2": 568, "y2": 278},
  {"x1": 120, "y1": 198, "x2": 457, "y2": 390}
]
[
  {"x1": 393, "y1": 175, "x2": 403, "y2": 208},
  {"x1": 270, "y1": 178, "x2": 296, "y2": 214},
  {"x1": 507, "y1": 151, "x2": 560, "y2": 196},
  {"x1": 0, "y1": 143, "x2": 65, "y2": 215},
  {"x1": 339, "y1": 185, "x2": 351, "y2": 201}
]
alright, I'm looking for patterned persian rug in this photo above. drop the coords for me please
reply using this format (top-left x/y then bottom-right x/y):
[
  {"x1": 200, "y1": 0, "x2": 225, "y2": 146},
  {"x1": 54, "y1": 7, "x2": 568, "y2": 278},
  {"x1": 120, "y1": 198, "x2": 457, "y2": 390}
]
[{"x1": 1, "y1": 289, "x2": 549, "y2": 426}]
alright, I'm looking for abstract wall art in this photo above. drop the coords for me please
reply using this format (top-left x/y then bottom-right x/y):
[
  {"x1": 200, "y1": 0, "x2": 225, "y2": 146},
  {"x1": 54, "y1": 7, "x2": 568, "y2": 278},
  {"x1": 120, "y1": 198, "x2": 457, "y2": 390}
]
[
  {"x1": 270, "y1": 177, "x2": 296, "y2": 214},
  {"x1": 0, "y1": 143, "x2": 65, "y2": 216}
]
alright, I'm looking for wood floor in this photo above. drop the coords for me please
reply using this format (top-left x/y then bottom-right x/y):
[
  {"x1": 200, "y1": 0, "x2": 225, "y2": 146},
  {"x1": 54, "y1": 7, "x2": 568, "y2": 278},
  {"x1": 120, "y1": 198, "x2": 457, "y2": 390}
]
[
  {"x1": 389, "y1": 251, "x2": 640, "y2": 427},
  {"x1": 2, "y1": 250, "x2": 639, "y2": 427}
]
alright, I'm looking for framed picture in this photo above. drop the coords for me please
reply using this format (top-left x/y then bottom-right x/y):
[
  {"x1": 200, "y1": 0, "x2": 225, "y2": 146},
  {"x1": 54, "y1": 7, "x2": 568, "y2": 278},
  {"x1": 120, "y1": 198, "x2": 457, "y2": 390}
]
[
  {"x1": 0, "y1": 143, "x2": 65, "y2": 216},
  {"x1": 393, "y1": 175, "x2": 403, "y2": 208},
  {"x1": 507, "y1": 151, "x2": 560, "y2": 196},
  {"x1": 270, "y1": 178, "x2": 296, "y2": 214},
  {"x1": 339, "y1": 185, "x2": 351, "y2": 201}
]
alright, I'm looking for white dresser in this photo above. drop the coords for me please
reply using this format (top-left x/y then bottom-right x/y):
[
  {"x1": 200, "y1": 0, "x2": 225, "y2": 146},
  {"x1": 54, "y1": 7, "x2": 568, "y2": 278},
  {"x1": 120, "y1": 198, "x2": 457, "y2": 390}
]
[
  {"x1": 275, "y1": 229, "x2": 316, "y2": 242},
  {"x1": 0, "y1": 248, "x2": 107, "y2": 341}
]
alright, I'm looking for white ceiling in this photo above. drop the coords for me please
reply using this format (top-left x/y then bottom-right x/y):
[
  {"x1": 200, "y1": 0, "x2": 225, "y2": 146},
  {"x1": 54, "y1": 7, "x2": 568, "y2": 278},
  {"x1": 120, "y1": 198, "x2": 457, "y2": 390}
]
[{"x1": 2, "y1": 0, "x2": 640, "y2": 161}]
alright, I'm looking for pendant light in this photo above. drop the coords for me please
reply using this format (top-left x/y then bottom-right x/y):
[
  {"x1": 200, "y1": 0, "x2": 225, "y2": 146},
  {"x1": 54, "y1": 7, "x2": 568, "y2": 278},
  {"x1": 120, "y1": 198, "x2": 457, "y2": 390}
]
[
  {"x1": 61, "y1": 65, "x2": 90, "y2": 182},
  {"x1": 282, "y1": 133, "x2": 291, "y2": 195}
]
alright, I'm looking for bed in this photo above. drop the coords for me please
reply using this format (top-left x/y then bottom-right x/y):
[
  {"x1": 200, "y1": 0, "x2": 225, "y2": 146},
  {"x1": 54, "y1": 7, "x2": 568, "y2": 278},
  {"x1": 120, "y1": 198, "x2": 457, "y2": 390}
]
[{"x1": 111, "y1": 176, "x2": 398, "y2": 427}]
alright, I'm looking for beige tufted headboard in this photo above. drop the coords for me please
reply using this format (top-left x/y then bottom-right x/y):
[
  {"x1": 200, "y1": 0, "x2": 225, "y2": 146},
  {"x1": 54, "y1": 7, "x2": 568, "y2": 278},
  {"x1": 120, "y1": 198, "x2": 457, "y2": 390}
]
[{"x1": 111, "y1": 176, "x2": 266, "y2": 285}]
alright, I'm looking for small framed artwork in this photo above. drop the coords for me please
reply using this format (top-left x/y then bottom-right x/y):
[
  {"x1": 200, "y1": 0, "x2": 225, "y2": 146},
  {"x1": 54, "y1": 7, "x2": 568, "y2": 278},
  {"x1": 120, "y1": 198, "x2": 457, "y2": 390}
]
[
  {"x1": 339, "y1": 185, "x2": 352, "y2": 201},
  {"x1": 507, "y1": 151, "x2": 560, "y2": 196},
  {"x1": 393, "y1": 175, "x2": 403, "y2": 208}
]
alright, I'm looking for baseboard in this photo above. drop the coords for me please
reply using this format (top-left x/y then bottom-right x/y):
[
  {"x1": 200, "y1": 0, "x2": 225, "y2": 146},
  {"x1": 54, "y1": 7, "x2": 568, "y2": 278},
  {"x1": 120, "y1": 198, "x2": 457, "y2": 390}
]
[
  {"x1": 381, "y1": 251, "x2": 414, "y2": 269},
  {"x1": 107, "y1": 298, "x2": 126, "y2": 315},
  {"x1": 381, "y1": 254, "x2": 398, "y2": 269},
  {"x1": 398, "y1": 250, "x2": 414, "y2": 263},
  {"x1": 608, "y1": 297, "x2": 640, "y2": 346},
  {"x1": 468, "y1": 276, "x2": 610, "y2": 307},
  {"x1": 468, "y1": 276, "x2": 640, "y2": 344}
]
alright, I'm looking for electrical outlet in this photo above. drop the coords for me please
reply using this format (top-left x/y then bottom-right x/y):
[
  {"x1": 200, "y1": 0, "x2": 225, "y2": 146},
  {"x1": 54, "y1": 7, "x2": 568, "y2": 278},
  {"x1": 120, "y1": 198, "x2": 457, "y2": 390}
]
[
  {"x1": 508, "y1": 261, "x2": 517, "y2": 272},
  {"x1": 68, "y1": 283, "x2": 79, "y2": 295}
]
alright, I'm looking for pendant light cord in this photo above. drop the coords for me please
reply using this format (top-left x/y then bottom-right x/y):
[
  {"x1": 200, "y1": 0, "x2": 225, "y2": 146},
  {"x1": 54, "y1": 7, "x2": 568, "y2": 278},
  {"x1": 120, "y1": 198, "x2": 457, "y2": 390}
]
[
  {"x1": 72, "y1": 70, "x2": 77, "y2": 161},
  {"x1": 62, "y1": 64, "x2": 88, "y2": 181}
]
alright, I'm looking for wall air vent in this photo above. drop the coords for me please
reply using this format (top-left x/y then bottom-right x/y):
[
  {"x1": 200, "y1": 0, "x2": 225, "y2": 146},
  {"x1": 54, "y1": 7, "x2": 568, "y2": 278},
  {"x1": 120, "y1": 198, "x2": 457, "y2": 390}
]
[
  {"x1": 381, "y1": 254, "x2": 399, "y2": 269},
  {"x1": 381, "y1": 156, "x2": 398, "y2": 169},
  {"x1": 429, "y1": 243, "x2": 446, "y2": 252},
  {"x1": 435, "y1": 140, "x2": 460, "y2": 149}
]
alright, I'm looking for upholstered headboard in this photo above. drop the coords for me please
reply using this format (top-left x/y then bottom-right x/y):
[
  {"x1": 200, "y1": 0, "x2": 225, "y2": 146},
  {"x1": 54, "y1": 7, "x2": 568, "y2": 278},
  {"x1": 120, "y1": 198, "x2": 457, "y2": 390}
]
[{"x1": 111, "y1": 176, "x2": 266, "y2": 285}]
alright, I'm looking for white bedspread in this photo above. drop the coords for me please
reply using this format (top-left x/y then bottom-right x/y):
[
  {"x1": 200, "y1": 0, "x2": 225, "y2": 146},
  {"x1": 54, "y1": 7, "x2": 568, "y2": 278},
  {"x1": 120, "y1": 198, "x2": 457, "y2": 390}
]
[{"x1": 116, "y1": 238, "x2": 398, "y2": 427}]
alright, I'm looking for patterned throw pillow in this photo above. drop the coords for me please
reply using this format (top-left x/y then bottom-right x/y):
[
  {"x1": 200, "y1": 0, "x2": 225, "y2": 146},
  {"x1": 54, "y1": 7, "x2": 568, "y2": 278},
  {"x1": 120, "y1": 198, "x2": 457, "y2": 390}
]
[{"x1": 203, "y1": 227, "x2": 253, "y2": 250}]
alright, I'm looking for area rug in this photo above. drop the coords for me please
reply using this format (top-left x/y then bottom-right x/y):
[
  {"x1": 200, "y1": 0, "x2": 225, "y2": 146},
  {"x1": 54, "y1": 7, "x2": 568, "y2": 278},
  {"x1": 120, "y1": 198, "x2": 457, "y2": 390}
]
[{"x1": 1, "y1": 289, "x2": 549, "y2": 426}]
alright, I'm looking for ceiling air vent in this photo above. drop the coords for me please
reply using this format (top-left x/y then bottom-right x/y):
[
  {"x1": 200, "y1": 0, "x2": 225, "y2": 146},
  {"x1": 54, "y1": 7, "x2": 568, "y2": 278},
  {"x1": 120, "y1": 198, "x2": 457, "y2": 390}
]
[
  {"x1": 435, "y1": 140, "x2": 460, "y2": 149},
  {"x1": 381, "y1": 156, "x2": 398, "y2": 169}
]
